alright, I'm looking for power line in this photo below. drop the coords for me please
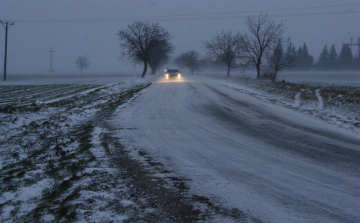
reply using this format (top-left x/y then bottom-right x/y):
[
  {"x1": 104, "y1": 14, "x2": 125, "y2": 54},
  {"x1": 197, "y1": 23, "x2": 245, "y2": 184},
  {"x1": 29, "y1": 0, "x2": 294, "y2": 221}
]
[
  {"x1": 9, "y1": 3, "x2": 360, "y2": 24},
  {"x1": 1, "y1": 21, "x2": 14, "y2": 81},
  {"x1": 49, "y1": 47, "x2": 54, "y2": 72},
  {"x1": 10, "y1": 10, "x2": 360, "y2": 24}
]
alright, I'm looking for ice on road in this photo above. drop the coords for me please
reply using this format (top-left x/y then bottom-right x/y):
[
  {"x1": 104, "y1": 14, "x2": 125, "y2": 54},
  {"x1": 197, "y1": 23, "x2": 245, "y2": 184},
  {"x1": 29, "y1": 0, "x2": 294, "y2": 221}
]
[{"x1": 112, "y1": 76, "x2": 360, "y2": 222}]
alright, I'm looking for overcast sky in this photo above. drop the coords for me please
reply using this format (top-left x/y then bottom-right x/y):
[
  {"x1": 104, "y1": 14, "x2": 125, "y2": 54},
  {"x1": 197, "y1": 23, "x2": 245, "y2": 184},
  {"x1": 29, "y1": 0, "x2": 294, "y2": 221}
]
[{"x1": 0, "y1": 0, "x2": 359, "y2": 74}]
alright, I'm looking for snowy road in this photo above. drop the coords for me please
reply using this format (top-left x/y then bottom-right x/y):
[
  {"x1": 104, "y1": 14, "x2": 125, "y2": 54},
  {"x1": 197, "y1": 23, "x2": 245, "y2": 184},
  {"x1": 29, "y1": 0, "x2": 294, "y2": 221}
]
[{"x1": 113, "y1": 76, "x2": 360, "y2": 223}]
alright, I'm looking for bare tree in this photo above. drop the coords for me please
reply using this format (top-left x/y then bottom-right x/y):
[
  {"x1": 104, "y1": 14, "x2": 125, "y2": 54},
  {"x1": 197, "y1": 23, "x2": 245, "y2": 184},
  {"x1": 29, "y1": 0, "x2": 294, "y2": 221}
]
[
  {"x1": 204, "y1": 31, "x2": 243, "y2": 77},
  {"x1": 117, "y1": 21, "x2": 172, "y2": 78},
  {"x1": 266, "y1": 39, "x2": 294, "y2": 81},
  {"x1": 75, "y1": 56, "x2": 90, "y2": 73},
  {"x1": 174, "y1": 51, "x2": 202, "y2": 74},
  {"x1": 241, "y1": 14, "x2": 286, "y2": 79},
  {"x1": 148, "y1": 43, "x2": 172, "y2": 75}
]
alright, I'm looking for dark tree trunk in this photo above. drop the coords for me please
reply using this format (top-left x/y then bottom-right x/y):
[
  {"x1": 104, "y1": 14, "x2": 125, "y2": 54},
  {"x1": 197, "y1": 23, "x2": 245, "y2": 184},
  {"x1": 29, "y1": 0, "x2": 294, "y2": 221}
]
[
  {"x1": 256, "y1": 64, "x2": 261, "y2": 79},
  {"x1": 141, "y1": 61, "x2": 148, "y2": 78},
  {"x1": 150, "y1": 65, "x2": 157, "y2": 75},
  {"x1": 272, "y1": 71, "x2": 277, "y2": 82},
  {"x1": 226, "y1": 65, "x2": 231, "y2": 77}
]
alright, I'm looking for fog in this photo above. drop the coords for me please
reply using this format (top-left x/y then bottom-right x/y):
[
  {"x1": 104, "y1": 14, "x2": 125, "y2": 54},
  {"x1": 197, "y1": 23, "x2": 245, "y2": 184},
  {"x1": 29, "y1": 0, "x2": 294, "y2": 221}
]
[{"x1": 0, "y1": 0, "x2": 359, "y2": 75}]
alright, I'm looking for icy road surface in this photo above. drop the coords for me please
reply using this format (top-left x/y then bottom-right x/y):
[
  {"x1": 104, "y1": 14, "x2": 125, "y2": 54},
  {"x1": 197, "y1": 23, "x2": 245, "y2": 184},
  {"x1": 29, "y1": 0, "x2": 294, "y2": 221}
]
[{"x1": 112, "y1": 76, "x2": 360, "y2": 223}]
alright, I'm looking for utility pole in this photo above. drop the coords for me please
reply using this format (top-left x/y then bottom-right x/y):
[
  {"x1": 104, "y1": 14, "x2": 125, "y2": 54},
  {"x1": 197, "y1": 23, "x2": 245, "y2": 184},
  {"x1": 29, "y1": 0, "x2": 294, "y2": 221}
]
[
  {"x1": 49, "y1": 47, "x2": 54, "y2": 72},
  {"x1": 343, "y1": 37, "x2": 360, "y2": 58},
  {"x1": 1, "y1": 21, "x2": 14, "y2": 81}
]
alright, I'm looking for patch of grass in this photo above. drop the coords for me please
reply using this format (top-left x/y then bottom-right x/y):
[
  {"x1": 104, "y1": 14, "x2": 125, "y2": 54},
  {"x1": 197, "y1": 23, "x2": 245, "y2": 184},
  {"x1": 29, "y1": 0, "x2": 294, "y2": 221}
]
[
  {"x1": 6, "y1": 167, "x2": 22, "y2": 176},
  {"x1": 67, "y1": 161, "x2": 84, "y2": 175},
  {"x1": 29, "y1": 147, "x2": 47, "y2": 159},
  {"x1": 2, "y1": 176, "x2": 14, "y2": 185},
  {"x1": 19, "y1": 158, "x2": 34, "y2": 168},
  {"x1": 57, "y1": 205, "x2": 70, "y2": 219},
  {"x1": 138, "y1": 150, "x2": 147, "y2": 156},
  {"x1": 76, "y1": 122, "x2": 94, "y2": 153},
  {"x1": 0, "y1": 104, "x2": 17, "y2": 113},
  {"x1": 1, "y1": 159, "x2": 34, "y2": 187},
  {"x1": 10, "y1": 202, "x2": 21, "y2": 217},
  {"x1": 300, "y1": 90, "x2": 317, "y2": 101},
  {"x1": 55, "y1": 190, "x2": 80, "y2": 221},
  {"x1": 274, "y1": 81, "x2": 309, "y2": 91},
  {"x1": 42, "y1": 177, "x2": 74, "y2": 202},
  {"x1": 2, "y1": 162, "x2": 19, "y2": 170},
  {"x1": 16, "y1": 170, "x2": 26, "y2": 178},
  {"x1": 58, "y1": 179, "x2": 73, "y2": 193},
  {"x1": 62, "y1": 188, "x2": 81, "y2": 204}
]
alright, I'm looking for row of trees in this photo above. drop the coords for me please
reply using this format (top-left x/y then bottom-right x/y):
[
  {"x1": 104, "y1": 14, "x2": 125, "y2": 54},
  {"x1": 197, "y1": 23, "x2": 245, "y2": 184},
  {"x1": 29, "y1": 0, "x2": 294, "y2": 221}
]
[
  {"x1": 117, "y1": 15, "x2": 288, "y2": 80},
  {"x1": 117, "y1": 16, "x2": 360, "y2": 81},
  {"x1": 175, "y1": 40, "x2": 360, "y2": 75},
  {"x1": 200, "y1": 14, "x2": 289, "y2": 81},
  {"x1": 318, "y1": 44, "x2": 360, "y2": 70},
  {"x1": 285, "y1": 42, "x2": 360, "y2": 70}
]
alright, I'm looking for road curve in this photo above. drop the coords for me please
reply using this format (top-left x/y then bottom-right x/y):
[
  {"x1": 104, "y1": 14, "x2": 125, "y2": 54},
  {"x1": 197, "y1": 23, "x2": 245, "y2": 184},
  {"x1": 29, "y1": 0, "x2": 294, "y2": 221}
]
[{"x1": 112, "y1": 76, "x2": 360, "y2": 223}]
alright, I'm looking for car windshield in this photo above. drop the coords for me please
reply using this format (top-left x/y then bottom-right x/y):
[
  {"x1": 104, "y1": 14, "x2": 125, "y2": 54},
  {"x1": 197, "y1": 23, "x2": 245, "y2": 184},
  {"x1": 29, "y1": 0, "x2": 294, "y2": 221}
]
[{"x1": 166, "y1": 69, "x2": 179, "y2": 73}]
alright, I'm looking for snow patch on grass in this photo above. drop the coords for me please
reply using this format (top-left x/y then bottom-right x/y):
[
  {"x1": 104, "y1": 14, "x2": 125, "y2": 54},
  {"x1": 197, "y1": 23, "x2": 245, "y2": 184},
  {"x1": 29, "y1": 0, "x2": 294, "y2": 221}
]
[
  {"x1": 210, "y1": 76, "x2": 360, "y2": 133},
  {"x1": 315, "y1": 89, "x2": 324, "y2": 110}
]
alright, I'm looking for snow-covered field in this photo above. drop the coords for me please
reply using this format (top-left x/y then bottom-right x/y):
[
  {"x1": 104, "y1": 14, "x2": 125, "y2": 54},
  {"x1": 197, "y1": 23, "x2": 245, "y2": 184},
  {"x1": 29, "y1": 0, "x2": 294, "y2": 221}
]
[
  {"x1": 0, "y1": 73, "x2": 138, "y2": 85},
  {"x1": 1, "y1": 73, "x2": 359, "y2": 222},
  {"x1": 279, "y1": 71, "x2": 360, "y2": 87},
  {"x1": 201, "y1": 70, "x2": 360, "y2": 86},
  {"x1": 213, "y1": 76, "x2": 360, "y2": 133},
  {"x1": 0, "y1": 75, "x2": 156, "y2": 222}
]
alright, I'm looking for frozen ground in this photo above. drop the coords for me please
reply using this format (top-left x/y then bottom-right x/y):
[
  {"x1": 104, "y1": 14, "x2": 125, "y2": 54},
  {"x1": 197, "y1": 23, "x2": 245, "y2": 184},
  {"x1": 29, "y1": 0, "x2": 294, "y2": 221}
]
[
  {"x1": 0, "y1": 73, "x2": 139, "y2": 85},
  {"x1": 201, "y1": 70, "x2": 360, "y2": 87},
  {"x1": 278, "y1": 71, "x2": 360, "y2": 87},
  {"x1": 1, "y1": 73, "x2": 359, "y2": 222},
  {"x1": 212, "y1": 76, "x2": 360, "y2": 133},
  {"x1": 113, "y1": 75, "x2": 360, "y2": 222},
  {"x1": 0, "y1": 76, "x2": 164, "y2": 222}
]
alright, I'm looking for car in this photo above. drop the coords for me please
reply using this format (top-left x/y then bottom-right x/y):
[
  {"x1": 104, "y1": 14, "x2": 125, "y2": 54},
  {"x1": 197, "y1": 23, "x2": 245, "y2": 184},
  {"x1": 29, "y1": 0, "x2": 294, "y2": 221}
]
[{"x1": 164, "y1": 69, "x2": 182, "y2": 79}]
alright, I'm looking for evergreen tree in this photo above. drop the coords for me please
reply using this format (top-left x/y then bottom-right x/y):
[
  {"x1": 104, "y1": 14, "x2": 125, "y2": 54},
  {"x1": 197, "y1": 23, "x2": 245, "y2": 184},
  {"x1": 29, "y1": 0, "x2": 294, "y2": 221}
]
[
  {"x1": 318, "y1": 45, "x2": 329, "y2": 70},
  {"x1": 338, "y1": 44, "x2": 353, "y2": 69},
  {"x1": 296, "y1": 46, "x2": 303, "y2": 60},
  {"x1": 267, "y1": 39, "x2": 294, "y2": 81},
  {"x1": 295, "y1": 43, "x2": 313, "y2": 70},
  {"x1": 293, "y1": 46, "x2": 303, "y2": 69},
  {"x1": 291, "y1": 45, "x2": 297, "y2": 68},
  {"x1": 286, "y1": 42, "x2": 297, "y2": 62},
  {"x1": 354, "y1": 56, "x2": 360, "y2": 70},
  {"x1": 292, "y1": 46, "x2": 297, "y2": 58},
  {"x1": 328, "y1": 44, "x2": 338, "y2": 70},
  {"x1": 301, "y1": 43, "x2": 314, "y2": 69}
]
